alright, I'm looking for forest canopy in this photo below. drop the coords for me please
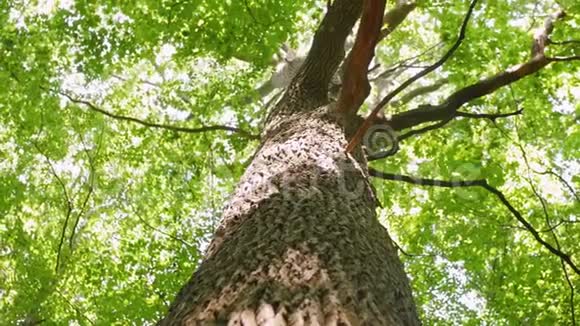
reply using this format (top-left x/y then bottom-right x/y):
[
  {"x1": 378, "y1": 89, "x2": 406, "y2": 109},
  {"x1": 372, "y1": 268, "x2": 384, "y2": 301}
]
[{"x1": 1, "y1": 0, "x2": 579, "y2": 324}]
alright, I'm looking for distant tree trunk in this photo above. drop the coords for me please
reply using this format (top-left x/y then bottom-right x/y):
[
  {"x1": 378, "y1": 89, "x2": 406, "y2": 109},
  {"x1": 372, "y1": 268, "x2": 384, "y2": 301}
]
[{"x1": 160, "y1": 1, "x2": 420, "y2": 325}]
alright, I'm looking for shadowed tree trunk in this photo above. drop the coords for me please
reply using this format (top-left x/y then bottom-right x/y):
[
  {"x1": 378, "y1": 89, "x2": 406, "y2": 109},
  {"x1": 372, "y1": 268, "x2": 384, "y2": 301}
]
[
  {"x1": 160, "y1": 108, "x2": 419, "y2": 325},
  {"x1": 158, "y1": 0, "x2": 580, "y2": 323},
  {"x1": 159, "y1": 1, "x2": 420, "y2": 325}
]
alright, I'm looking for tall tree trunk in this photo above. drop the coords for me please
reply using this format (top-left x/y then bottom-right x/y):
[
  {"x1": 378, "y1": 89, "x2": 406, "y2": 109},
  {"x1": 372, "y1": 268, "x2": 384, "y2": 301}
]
[
  {"x1": 160, "y1": 1, "x2": 420, "y2": 324},
  {"x1": 160, "y1": 108, "x2": 419, "y2": 325}
]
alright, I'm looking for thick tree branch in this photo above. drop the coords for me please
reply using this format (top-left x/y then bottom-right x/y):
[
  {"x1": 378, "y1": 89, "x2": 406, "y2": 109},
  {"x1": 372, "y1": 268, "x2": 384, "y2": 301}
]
[
  {"x1": 288, "y1": 0, "x2": 363, "y2": 103},
  {"x1": 335, "y1": 0, "x2": 416, "y2": 114},
  {"x1": 58, "y1": 91, "x2": 260, "y2": 140},
  {"x1": 268, "y1": 2, "x2": 415, "y2": 109},
  {"x1": 368, "y1": 168, "x2": 580, "y2": 276},
  {"x1": 386, "y1": 10, "x2": 567, "y2": 132},
  {"x1": 346, "y1": 0, "x2": 478, "y2": 152},
  {"x1": 387, "y1": 57, "x2": 549, "y2": 131},
  {"x1": 337, "y1": 0, "x2": 386, "y2": 115}
]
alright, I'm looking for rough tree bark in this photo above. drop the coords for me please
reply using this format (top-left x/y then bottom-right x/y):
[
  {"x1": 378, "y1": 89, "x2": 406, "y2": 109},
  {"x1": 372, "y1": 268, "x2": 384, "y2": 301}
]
[
  {"x1": 155, "y1": 0, "x2": 580, "y2": 323},
  {"x1": 159, "y1": 1, "x2": 420, "y2": 325}
]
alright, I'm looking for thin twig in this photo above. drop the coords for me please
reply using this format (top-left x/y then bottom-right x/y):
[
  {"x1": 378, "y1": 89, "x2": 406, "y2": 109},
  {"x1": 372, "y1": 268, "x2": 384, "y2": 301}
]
[
  {"x1": 32, "y1": 142, "x2": 73, "y2": 272},
  {"x1": 549, "y1": 39, "x2": 580, "y2": 45},
  {"x1": 56, "y1": 289, "x2": 96, "y2": 325},
  {"x1": 529, "y1": 181, "x2": 576, "y2": 326},
  {"x1": 396, "y1": 117, "x2": 453, "y2": 143},
  {"x1": 547, "y1": 55, "x2": 580, "y2": 62},
  {"x1": 57, "y1": 90, "x2": 260, "y2": 140},
  {"x1": 368, "y1": 168, "x2": 580, "y2": 276},
  {"x1": 370, "y1": 42, "x2": 444, "y2": 82},
  {"x1": 392, "y1": 78, "x2": 449, "y2": 106},
  {"x1": 515, "y1": 118, "x2": 577, "y2": 325},
  {"x1": 390, "y1": 108, "x2": 522, "y2": 145},
  {"x1": 537, "y1": 170, "x2": 580, "y2": 202},
  {"x1": 391, "y1": 238, "x2": 435, "y2": 258},
  {"x1": 68, "y1": 128, "x2": 104, "y2": 249},
  {"x1": 456, "y1": 108, "x2": 523, "y2": 121},
  {"x1": 134, "y1": 212, "x2": 195, "y2": 249},
  {"x1": 347, "y1": 0, "x2": 479, "y2": 152}
]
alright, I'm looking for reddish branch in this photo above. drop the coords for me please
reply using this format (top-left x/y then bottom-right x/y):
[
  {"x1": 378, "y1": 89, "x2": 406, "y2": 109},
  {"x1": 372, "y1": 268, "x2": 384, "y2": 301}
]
[
  {"x1": 368, "y1": 168, "x2": 580, "y2": 276},
  {"x1": 337, "y1": 0, "x2": 387, "y2": 115},
  {"x1": 346, "y1": 0, "x2": 479, "y2": 153}
]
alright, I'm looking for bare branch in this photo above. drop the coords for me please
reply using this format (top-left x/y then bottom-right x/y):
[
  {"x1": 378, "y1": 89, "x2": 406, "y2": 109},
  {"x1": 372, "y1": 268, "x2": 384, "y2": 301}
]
[
  {"x1": 547, "y1": 55, "x2": 580, "y2": 62},
  {"x1": 346, "y1": 0, "x2": 478, "y2": 152},
  {"x1": 563, "y1": 258, "x2": 577, "y2": 325},
  {"x1": 369, "y1": 168, "x2": 485, "y2": 187},
  {"x1": 391, "y1": 238, "x2": 434, "y2": 258},
  {"x1": 532, "y1": 11, "x2": 565, "y2": 57},
  {"x1": 56, "y1": 289, "x2": 96, "y2": 326},
  {"x1": 134, "y1": 212, "x2": 195, "y2": 249},
  {"x1": 536, "y1": 170, "x2": 580, "y2": 202},
  {"x1": 112, "y1": 74, "x2": 161, "y2": 88},
  {"x1": 392, "y1": 78, "x2": 449, "y2": 106},
  {"x1": 529, "y1": 180, "x2": 577, "y2": 325},
  {"x1": 385, "y1": 10, "x2": 567, "y2": 132},
  {"x1": 57, "y1": 91, "x2": 260, "y2": 140},
  {"x1": 549, "y1": 39, "x2": 580, "y2": 46},
  {"x1": 500, "y1": 219, "x2": 566, "y2": 233},
  {"x1": 373, "y1": 0, "x2": 477, "y2": 113},
  {"x1": 32, "y1": 142, "x2": 73, "y2": 272},
  {"x1": 68, "y1": 129, "x2": 103, "y2": 249},
  {"x1": 512, "y1": 122, "x2": 578, "y2": 324},
  {"x1": 368, "y1": 103, "x2": 518, "y2": 161},
  {"x1": 370, "y1": 42, "x2": 444, "y2": 82},
  {"x1": 396, "y1": 117, "x2": 453, "y2": 143},
  {"x1": 456, "y1": 108, "x2": 524, "y2": 121},
  {"x1": 369, "y1": 168, "x2": 580, "y2": 276}
]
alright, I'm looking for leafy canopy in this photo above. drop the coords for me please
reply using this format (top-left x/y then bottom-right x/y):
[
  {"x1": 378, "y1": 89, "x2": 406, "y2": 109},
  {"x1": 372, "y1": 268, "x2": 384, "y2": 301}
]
[{"x1": 0, "y1": 0, "x2": 578, "y2": 325}]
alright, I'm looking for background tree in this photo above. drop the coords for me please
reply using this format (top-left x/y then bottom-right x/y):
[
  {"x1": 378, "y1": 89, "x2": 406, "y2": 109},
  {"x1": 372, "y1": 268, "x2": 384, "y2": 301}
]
[{"x1": 0, "y1": 0, "x2": 579, "y2": 325}]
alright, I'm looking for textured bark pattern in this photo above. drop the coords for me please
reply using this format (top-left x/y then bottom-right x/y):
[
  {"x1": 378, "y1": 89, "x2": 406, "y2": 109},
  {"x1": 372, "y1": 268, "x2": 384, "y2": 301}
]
[
  {"x1": 263, "y1": 1, "x2": 363, "y2": 137},
  {"x1": 160, "y1": 107, "x2": 419, "y2": 325}
]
